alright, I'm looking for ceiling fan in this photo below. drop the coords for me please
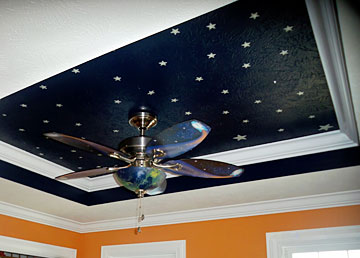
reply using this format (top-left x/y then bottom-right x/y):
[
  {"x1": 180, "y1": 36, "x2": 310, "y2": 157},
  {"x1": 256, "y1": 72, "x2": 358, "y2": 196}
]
[{"x1": 44, "y1": 110, "x2": 244, "y2": 196}]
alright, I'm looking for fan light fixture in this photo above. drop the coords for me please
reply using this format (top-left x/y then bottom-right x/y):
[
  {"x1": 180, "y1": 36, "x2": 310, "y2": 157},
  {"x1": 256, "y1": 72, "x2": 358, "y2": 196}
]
[{"x1": 45, "y1": 109, "x2": 244, "y2": 232}]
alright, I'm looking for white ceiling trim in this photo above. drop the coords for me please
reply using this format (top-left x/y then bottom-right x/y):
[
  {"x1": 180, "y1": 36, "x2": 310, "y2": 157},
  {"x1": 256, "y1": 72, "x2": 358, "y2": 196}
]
[
  {"x1": 0, "y1": 190, "x2": 359, "y2": 233},
  {"x1": 306, "y1": 0, "x2": 358, "y2": 144},
  {"x1": 0, "y1": 129, "x2": 356, "y2": 192}
]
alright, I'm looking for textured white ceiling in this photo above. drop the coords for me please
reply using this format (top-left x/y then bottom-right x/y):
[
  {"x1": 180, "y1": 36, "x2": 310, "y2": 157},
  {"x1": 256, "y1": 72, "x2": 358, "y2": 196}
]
[{"x1": 0, "y1": 0, "x2": 235, "y2": 99}]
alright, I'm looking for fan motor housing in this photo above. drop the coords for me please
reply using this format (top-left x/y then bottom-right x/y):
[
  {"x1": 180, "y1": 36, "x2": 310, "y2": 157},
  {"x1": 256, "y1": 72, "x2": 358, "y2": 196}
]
[{"x1": 118, "y1": 136, "x2": 152, "y2": 157}]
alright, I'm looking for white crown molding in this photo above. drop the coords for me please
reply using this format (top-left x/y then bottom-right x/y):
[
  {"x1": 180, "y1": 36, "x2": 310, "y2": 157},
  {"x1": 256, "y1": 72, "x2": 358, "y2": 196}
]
[
  {"x1": 306, "y1": 0, "x2": 359, "y2": 143},
  {"x1": 1, "y1": 190, "x2": 359, "y2": 233},
  {"x1": 0, "y1": 0, "x2": 358, "y2": 192},
  {"x1": 81, "y1": 190, "x2": 360, "y2": 233},
  {"x1": 0, "y1": 130, "x2": 357, "y2": 192},
  {"x1": 0, "y1": 201, "x2": 82, "y2": 232},
  {"x1": 197, "y1": 130, "x2": 356, "y2": 165},
  {"x1": 0, "y1": 140, "x2": 91, "y2": 192},
  {"x1": 0, "y1": 235, "x2": 77, "y2": 258}
]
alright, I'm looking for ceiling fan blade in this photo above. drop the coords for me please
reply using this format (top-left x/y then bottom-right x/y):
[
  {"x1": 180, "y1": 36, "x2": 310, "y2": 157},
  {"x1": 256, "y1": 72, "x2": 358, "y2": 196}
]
[
  {"x1": 146, "y1": 120, "x2": 211, "y2": 159},
  {"x1": 146, "y1": 179, "x2": 167, "y2": 195},
  {"x1": 162, "y1": 159, "x2": 244, "y2": 178},
  {"x1": 44, "y1": 132, "x2": 134, "y2": 163},
  {"x1": 55, "y1": 165, "x2": 130, "y2": 180}
]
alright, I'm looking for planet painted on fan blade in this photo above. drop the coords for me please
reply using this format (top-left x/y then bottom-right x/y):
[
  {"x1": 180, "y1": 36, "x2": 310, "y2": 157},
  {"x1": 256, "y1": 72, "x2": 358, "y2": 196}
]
[{"x1": 114, "y1": 166, "x2": 166, "y2": 193}]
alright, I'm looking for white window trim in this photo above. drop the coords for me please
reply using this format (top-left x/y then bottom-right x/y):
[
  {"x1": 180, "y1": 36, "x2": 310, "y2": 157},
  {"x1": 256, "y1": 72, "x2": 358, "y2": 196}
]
[
  {"x1": 101, "y1": 240, "x2": 186, "y2": 258},
  {"x1": 266, "y1": 225, "x2": 360, "y2": 258},
  {"x1": 0, "y1": 235, "x2": 77, "y2": 258}
]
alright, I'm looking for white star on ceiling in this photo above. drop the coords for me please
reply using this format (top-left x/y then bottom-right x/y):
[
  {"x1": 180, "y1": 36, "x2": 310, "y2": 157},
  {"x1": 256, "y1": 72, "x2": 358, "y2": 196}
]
[
  {"x1": 39, "y1": 85, "x2": 47, "y2": 90},
  {"x1": 278, "y1": 128, "x2": 285, "y2": 132},
  {"x1": 113, "y1": 129, "x2": 119, "y2": 133},
  {"x1": 159, "y1": 61, "x2": 167, "y2": 66},
  {"x1": 113, "y1": 76, "x2": 121, "y2": 81},
  {"x1": 222, "y1": 110, "x2": 229, "y2": 115},
  {"x1": 243, "y1": 119, "x2": 249, "y2": 123},
  {"x1": 72, "y1": 68, "x2": 80, "y2": 74},
  {"x1": 242, "y1": 63, "x2": 251, "y2": 68},
  {"x1": 171, "y1": 98, "x2": 179, "y2": 103},
  {"x1": 242, "y1": 42, "x2": 251, "y2": 48},
  {"x1": 297, "y1": 91, "x2": 304, "y2": 96},
  {"x1": 20, "y1": 104, "x2": 27, "y2": 108},
  {"x1": 284, "y1": 25, "x2": 294, "y2": 32},
  {"x1": 280, "y1": 50, "x2": 289, "y2": 55},
  {"x1": 75, "y1": 123, "x2": 82, "y2": 127},
  {"x1": 318, "y1": 124, "x2": 333, "y2": 131},
  {"x1": 56, "y1": 104, "x2": 63, "y2": 107},
  {"x1": 195, "y1": 77, "x2": 203, "y2": 82},
  {"x1": 221, "y1": 89, "x2": 229, "y2": 94},
  {"x1": 206, "y1": 23, "x2": 216, "y2": 30},
  {"x1": 233, "y1": 135, "x2": 247, "y2": 141},
  {"x1": 147, "y1": 90, "x2": 155, "y2": 95},
  {"x1": 308, "y1": 115, "x2": 316, "y2": 119},
  {"x1": 43, "y1": 120, "x2": 49, "y2": 124},
  {"x1": 249, "y1": 12, "x2": 260, "y2": 19},
  {"x1": 170, "y1": 28, "x2": 180, "y2": 35},
  {"x1": 114, "y1": 99, "x2": 122, "y2": 104},
  {"x1": 18, "y1": 128, "x2": 25, "y2": 132},
  {"x1": 185, "y1": 111, "x2": 192, "y2": 115},
  {"x1": 207, "y1": 53, "x2": 216, "y2": 59},
  {"x1": 276, "y1": 109, "x2": 283, "y2": 113},
  {"x1": 254, "y1": 100, "x2": 262, "y2": 104}
]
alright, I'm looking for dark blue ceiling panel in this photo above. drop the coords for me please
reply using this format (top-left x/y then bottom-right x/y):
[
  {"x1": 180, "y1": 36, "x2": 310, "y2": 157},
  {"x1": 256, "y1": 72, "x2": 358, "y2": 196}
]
[{"x1": 0, "y1": 0, "x2": 342, "y2": 203}]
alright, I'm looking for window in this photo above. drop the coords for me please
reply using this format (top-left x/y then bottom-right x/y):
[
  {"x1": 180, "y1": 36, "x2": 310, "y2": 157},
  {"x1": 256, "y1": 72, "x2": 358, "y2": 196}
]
[
  {"x1": 266, "y1": 226, "x2": 360, "y2": 258},
  {"x1": 0, "y1": 236, "x2": 76, "y2": 258},
  {"x1": 293, "y1": 249, "x2": 360, "y2": 258},
  {"x1": 101, "y1": 240, "x2": 185, "y2": 258},
  {"x1": 0, "y1": 250, "x2": 46, "y2": 258}
]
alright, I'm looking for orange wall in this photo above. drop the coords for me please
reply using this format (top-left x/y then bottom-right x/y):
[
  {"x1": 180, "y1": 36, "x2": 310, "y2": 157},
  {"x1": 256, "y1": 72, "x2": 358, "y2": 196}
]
[
  {"x1": 0, "y1": 214, "x2": 81, "y2": 251},
  {"x1": 79, "y1": 205, "x2": 360, "y2": 258},
  {"x1": 1, "y1": 205, "x2": 359, "y2": 258}
]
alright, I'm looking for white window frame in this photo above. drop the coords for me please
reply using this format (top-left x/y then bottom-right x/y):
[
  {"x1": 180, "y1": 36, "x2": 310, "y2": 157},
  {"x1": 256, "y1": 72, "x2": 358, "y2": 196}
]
[
  {"x1": 0, "y1": 235, "x2": 77, "y2": 258},
  {"x1": 266, "y1": 225, "x2": 360, "y2": 258},
  {"x1": 101, "y1": 240, "x2": 186, "y2": 258}
]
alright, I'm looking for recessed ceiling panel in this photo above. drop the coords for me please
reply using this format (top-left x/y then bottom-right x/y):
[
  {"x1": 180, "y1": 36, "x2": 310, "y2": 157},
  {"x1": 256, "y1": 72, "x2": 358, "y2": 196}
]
[{"x1": 0, "y1": 0, "x2": 347, "y2": 205}]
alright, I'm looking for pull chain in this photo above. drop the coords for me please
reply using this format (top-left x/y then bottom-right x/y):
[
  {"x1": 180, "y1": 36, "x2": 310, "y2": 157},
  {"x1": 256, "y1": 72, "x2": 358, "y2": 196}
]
[{"x1": 136, "y1": 189, "x2": 145, "y2": 233}]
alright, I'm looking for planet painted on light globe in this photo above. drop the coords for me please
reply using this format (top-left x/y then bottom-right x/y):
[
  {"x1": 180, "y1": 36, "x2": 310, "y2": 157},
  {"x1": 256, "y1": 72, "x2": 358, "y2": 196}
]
[{"x1": 114, "y1": 166, "x2": 166, "y2": 193}]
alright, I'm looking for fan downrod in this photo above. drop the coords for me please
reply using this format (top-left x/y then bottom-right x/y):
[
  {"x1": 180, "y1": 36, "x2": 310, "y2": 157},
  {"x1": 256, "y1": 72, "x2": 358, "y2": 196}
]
[{"x1": 128, "y1": 111, "x2": 157, "y2": 136}]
